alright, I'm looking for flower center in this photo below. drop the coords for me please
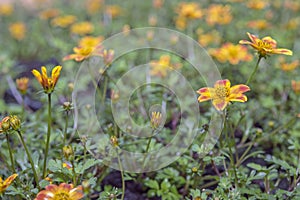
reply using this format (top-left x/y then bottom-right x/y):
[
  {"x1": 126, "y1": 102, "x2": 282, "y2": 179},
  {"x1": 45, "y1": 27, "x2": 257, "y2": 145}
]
[
  {"x1": 214, "y1": 86, "x2": 229, "y2": 99},
  {"x1": 53, "y1": 192, "x2": 71, "y2": 200},
  {"x1": 257, "y1": 40, "x2": 272, "y2": 50}
]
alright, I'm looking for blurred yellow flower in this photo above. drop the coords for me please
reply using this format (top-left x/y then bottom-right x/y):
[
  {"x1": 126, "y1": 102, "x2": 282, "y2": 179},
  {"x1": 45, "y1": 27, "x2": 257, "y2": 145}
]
[
  {"x1": 16, "y1": 77, "x2": 29, "y2": 94},
  {"x1": 247, "y1": 19, "x2": 270, "y2": 30},
  {"x1": 0, "y1": 174, "x2": 18, "y2": 193},
  {"x1": 86, "y1": 0, "x2": 103, "y2": 15},
  {"x1": 246, "y1": 0, "x2": 269, "y2": 10},
  {"x1": 205, "y1": 4, "x2": 232, "y2": 26},
  {"x1": 175, "y1": 2, "x2": 203, "y2": 30},
  {"x1": 9, "y1": 22, "x2": 26, "y2": 40},
  {"x1": 51, "y1": 15, "x2": 77, "y2": 28},
  {"x1": 39, "y1": 8, "x2": 60, "y2": 20},
  {"x1": 35, "y1": 183, "x2": 83, "y2": 200},
  {"x1": 101, "y1": 49, "x2": 114, "y2": 66},
  {"x1": 70, "y1": 22, "x2": 94, "y2": 36},
  {"x1": 78, "y1": 36, "x2": 104, "y2": 48},
  {"x1": 105, "y1": 5, "x2": 122, "y2": 18},
  {"x1": 209, "y1": 43, "x2": 253, "y2": 65},
  {"x1": 197, "y1": 79, "x2": 250, "y2": 111},
  {"x1": 0, "y1": 3, "x2": 13, "y2": 16},
  {"x1": 150, "y1": 55, "x2": 182, "y2": 77},
  {"x1": 279, "y1": 57, "x2": 299, "y2": 71},
  {"x1": 197, "y1": 29, "x2": 221, "y2": 47},
  {"x1": 63, "y1": 46, "x2": 102, "y2": 62},
  {"x1": 32, "y1": 66, "x2": 62, "y2": 94},
  {"x1": 291, "y1": 80, "x2": 300, "y2": 94},
  {"x1": 176, "y1": 2, "x2": 203, "y2": 19},
  {"x1": 239, "y1": 32, "x2": 293, "y2": 57}
]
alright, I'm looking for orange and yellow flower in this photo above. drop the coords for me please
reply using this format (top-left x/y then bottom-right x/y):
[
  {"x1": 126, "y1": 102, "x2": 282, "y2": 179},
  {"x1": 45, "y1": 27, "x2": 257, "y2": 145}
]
[
  {"x1": 70, "y1": 22, "x2": 94, "y2": 36},
  {"x1": 150, "y1": 55, "x2": 182, "y2": 77},
  {"x1": 279, "y1": 57, "x2": 299, "y2": 71},
  {"x1": 175, "y1": 2, "x2": 203, "y2": 30},
  {"x1": 16, "y1": 77, "x2": 29, "y2": 94},
  {"x1": 9, "y1": 22, "x2": 26, "y2": 40},
  {"x1": 86, "y1": 0, "x2": 103, "y2": 15},
  {"x1": 205, "y1": 4, "x2": 232, "y2": 26},
  {"x1": 51, "y1": 15, "x2": 77, "y2": 28},
  {"x1": 246, "y1": 0, "x2": 269, "y2": 10},
  {"x1": 247, "y1": 19, "x2": 270, "y2": 30},
  {"x1": 35, "y1": 183, "x2": 83, "y2": 200},
  {"x1": 239, "y1": 32, "x2": 293, "y2": 57},
  {"x1": 197, "y1": 79, "x2": 250, "y2": 111},
  {"x1": 32, "y1": 66, "x2": 62, "y2": 94},
  {"x1": 197, "y1": 29, "x2": 221, "y2": 47},
  {"x1": 0, "y1": 174, "x2": 18, "y2": 193},
  {"x1": 63, "y1": 46, "x2": 102, "y2": 62},
  {"x1": 209, "y1": 43, "x2": 253, "y2": 65},
  {"x1": 291, "y1": 80, "x2": 300, "y2": 94}
]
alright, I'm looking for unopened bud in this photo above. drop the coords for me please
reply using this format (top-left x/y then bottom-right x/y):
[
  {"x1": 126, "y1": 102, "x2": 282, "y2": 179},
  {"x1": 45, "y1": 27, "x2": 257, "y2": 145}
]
[
  {"x1": 9, "y1": 115, "x2": 21, "y2": 131},
  {"x1": 1, "y1": 116, "x2": 11, "y2": 132},
  {"x1": 63, "y1": 145, "x2": 74, "y2": 160},
  {"x1": 110, "y1": 136, "x2": 118, "y2": 147},
  {"x1": 150, "y1": 111, "x2": 162, "y2": 129},
  {"x1": 63, "y1": 101, "x2": 72, "y2": 111},
  {"x1": 82, "y1": 180, "x2": 90, "y2": 194}
]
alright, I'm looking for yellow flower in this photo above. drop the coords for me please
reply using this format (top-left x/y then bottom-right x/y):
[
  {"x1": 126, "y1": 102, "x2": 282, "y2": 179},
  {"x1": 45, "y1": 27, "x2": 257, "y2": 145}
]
[
  {"x1": 63, "y1": 46, "x2": 102, "y2": 62},
  {"x1": 279, "y1": 57, "x2": 299, "y2": 71},
  {"x1": 209, "y1": 43, "x2": 253, "y2": 65},
  {"x1": 150, "y1": 111, "x2": 162, "y2": 129},
  {"x1": 32, "y1": 66, "x2": 62, "y2": 94},
  {"x1": 0, "y1": 174, "x2": 18, "y2": 193},
  {"x1": 0, "y1": 3, "x2": 13, "y2": 16},
  {"x1": 110, "y1": 136, "x2": 118, "y2": 147},
  {"x1": 197, "y1": 79, "x2": 250, "y2": 111},
  {"x1": 35, "y1": 183, "x2": 83, "y2": 200},
  {"x1": 0, "y1": 116, "x2": 11, "y2": 133},
  {"x1": 205, "y1": 4, "x2": 232, "y2": 26},
  {"x1": 78, "y1": 36, "x2": 104, "y2": 48},
  {"x1": 105, "y1": 5, "x2": 122, "y2": 18},
  {"x1": 86, "y1": 0, "x2": 103, "y2": 15},
  {"x1": 16, "y1": 77, "x2": 29, "y2": 94},
  {"x1": 70, "y1": 22, "x2": 94, "y2": 36},
  {"x1": 150, "y1": 55, "x2": 182, "y2": 77},
  {"x1": 247, "y1": 20, "x2": 270, "y2": 30},
  {"x1": 9, "y1": 22, "x2": 26, "y2": 40},
  {"x1": 175, "y1": 2, "x2": 203, "y2": 30},
  {"x1": 197, "y1": 29, "x2": 221, "y2": 47},
  {"x1": 291, "y1": 80, "x2": 300, "y2": 94},
  {"x1": 176, "y1": 2, "x2": 203, "y2": 19},
  {"x1": 246, "y1": 0, "x2": 269, "y2": 10},
  {"x1": 39, "y1": 9, "x2": 60, "y2": 20},
  {"x1": 239, "y1": 32, "x2": 293, "y2": 57},
  {"x1": 51, "y1": 15, "x2": 77, "y2": 28}
]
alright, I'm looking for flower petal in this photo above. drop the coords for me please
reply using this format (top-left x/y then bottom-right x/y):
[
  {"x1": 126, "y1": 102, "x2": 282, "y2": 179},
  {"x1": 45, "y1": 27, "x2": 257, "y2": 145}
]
[
  {"x1": 197, "y1": 87, "x2": 213, "y2": 102},
  {"x1": 32, "y1": 69, "x2": 42, "y2": 85},
  {"x1": 214, "y1": 79, "x2": 230, "y2": 88},
  {"x1": 247, "y1": 32, "x2": 259, "y2": 44},
  {"x1": 212, "y1": 99, "x2": 228, "y2": 111},
  {"x1": 229, "y1": 94, "x2": 248, "y2": 102},
  {"x1": 262, "y1": 36, "x2": 277, "y2": 48},
  {"x1": 230, "y1": 84, "x2": 250, "y2": 95},
  {"x1": 272, "y1": 48, "x2": 293, "y2": 55}
]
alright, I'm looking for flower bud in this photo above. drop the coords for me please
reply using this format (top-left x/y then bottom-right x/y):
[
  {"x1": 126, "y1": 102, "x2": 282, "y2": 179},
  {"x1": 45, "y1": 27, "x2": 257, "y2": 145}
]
[
  {"x1": 82, "y1": 180, "x2": 90, "y2": 194},
  {"x1": 9, "y1": 115, "x2": 21, "y2": 131},
  {"x1": 150, "y1": 111, "x2": 162, "y2": 129},
  {"x1": 110, "y1": 136, "x2": 118, "y2": 147},
  {"x1": 1, "y1": 116, "x2": 11, "y2": 132},
  {"x1": 63, "y1": 101, "x2": 72, "y2": 111},
  {"x1": 63, "y1": 145, "x2": 74, "y2": 160}
]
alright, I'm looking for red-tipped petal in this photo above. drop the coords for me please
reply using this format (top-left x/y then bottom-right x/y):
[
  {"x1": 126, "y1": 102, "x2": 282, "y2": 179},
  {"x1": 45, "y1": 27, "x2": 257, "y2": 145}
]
[
  {"x1": 212, "y1": 99, "x2": 228, "y2": 111},
  {"x1": 272, "y1": 48, "x2": 293, "y2": 55},
  {"x1": 229, "y1": 94, "x2": 248, "y2": 102},
  {"x1": 230, "y1": 84, "x2": 250, "y2": 95},
  {"x1": 247, "y1": 32, "x2": 259, "y2": 44},
  {"x1": 214, "y1": 79, "x2": 230, "y2": 88}
]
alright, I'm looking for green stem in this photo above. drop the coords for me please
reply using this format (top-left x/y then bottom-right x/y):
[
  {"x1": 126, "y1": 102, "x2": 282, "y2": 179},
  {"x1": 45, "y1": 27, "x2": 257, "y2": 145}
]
[
  {"x1": 6, "y1": 133, "x2": 16, "y2": 173},
  {"x1": 102, "y1": 75, "x2": 108, "y2": 105},
  {"x1": 246, "y1": 56, "x2": 263, "y2": 85},
  {"x1": 17, "y1": 130, "x2": 40, "y2": 190},
  {"x1": 116, "y1": 149, "x2": 125, "y2": 200},
  {"x1": 43, "y1": 93, "x2": 52, "y2": 178},
  {"x1": 142, "y1": 133, "x2": 154, "y2": 169},
  {"x1": 71, "y1": 159, "x2": 77, "y2": 186},
  {"x1": 63, "y1": 111, "x2": 69, "y2": 147}
]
